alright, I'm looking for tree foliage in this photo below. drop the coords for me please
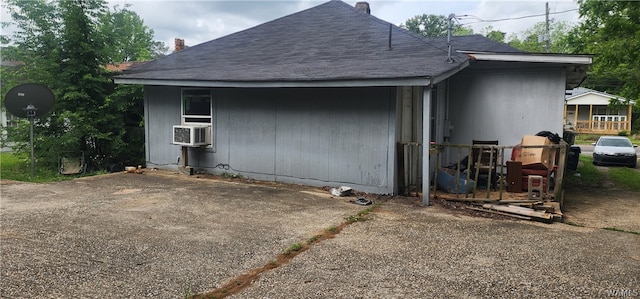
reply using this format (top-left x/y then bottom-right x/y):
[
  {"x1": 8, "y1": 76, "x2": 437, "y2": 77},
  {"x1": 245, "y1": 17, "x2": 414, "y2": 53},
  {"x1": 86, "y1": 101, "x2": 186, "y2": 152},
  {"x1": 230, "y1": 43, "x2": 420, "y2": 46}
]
[
  {"x1": 506, "y1": 20, "x2": 573, "y2": 53},
  {"x1": 1, "y1": 0, "x2": 163, "y2": 171},
  {"x1": 569, "y1": 0, "x2": 640, "y2": 131},
  {"x1": 98, "y1": 3, "x2": 167, "y2": 62},
  {"x1": 481, "y1": 26, "x2": 506, "y2": 43},
  {"x1": 401, "y1": 14, "x2": 473, "y2": 37}
]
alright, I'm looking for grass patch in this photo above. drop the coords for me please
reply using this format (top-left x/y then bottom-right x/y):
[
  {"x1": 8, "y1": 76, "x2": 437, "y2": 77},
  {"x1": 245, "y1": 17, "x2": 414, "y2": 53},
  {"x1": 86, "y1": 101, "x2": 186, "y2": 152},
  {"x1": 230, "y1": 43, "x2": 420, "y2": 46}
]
[
  {"x1": 1, "y1": 152, "x2": 104, "y2": 183},
  {"x1": 565, "y1": 155, "x2": 605, "y2": 188},
  {"x1": 306, "y1": 234, "x2": 321, "y2": 245},
  {"x1": 574, "y1": 134, "x2": 600, "y2": 144},
  {"x1": 566, "y1": 155, "x2": 640, "y2": 191},
  {"x1": 607, "y1": 167, "x2": 640, "y2": 191},
  {"x1": 574, "y1": 133, "x2": 640, "y2": 145},
  {"x1": 282, "y1": 242, "x2": 303, "y2": 255},
  {"x1": 563, "y1": 221, "x2": 585, "y2": 227},
  {"x1": 603, "y1": 227, "x2": 640, "y2": 235},
  {"x1": 345, "y1": 205, "x2": 377, "y2": 223},
  {"x1": 1, "y1": 152, "x2": 65, "y2": 182}
]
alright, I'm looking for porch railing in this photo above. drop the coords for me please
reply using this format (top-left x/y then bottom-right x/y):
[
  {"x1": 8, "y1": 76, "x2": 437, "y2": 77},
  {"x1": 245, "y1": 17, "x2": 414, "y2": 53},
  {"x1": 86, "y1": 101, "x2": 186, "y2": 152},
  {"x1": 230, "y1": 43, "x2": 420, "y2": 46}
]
[
  {"x1": 574, "y1": 120, "x2": 631, "y2": 133},
  {"x1": 428, "y1": 142, "x2": 568, "y2": 203}
]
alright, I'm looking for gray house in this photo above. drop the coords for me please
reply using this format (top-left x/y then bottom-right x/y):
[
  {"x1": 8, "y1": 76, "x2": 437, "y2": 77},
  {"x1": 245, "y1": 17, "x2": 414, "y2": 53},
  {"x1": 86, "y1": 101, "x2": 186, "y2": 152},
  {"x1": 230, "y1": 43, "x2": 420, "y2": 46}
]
[{"x1": 115, "y1": 1, "x2": 591, "y2": 196}]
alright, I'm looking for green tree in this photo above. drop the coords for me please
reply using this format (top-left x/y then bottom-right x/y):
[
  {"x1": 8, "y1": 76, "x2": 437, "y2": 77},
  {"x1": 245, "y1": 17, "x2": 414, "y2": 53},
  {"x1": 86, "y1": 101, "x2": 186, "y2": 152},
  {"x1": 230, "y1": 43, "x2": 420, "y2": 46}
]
[
  {"x1": 0, "y1": 0, "x2": 60, "y2": 86},
  {"x1": 569, "y1": 0, "x2": 640, "y2": 132},
  {"x1": 480, "y1": 26, "x2": 506, "y2": 43},
  {"x1": 1, "y1": 0, "x2": 162, "y2": 172},
  {"x1": 506, "y1": 21, "x2": 573, "y2": 53},
  {"x1": 98, "y1": 3, "x2": 167, "y2": 62},
  {"x1": 401, "y1": 14, "x2": 474, "y2": 37}
]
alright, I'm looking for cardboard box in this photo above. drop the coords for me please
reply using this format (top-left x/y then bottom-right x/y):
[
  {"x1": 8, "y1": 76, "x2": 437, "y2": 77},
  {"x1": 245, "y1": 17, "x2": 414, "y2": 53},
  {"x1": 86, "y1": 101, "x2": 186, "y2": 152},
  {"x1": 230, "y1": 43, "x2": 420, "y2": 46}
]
[{"x1": 516, "y1": 135, "x2": 557, "y2": 169}]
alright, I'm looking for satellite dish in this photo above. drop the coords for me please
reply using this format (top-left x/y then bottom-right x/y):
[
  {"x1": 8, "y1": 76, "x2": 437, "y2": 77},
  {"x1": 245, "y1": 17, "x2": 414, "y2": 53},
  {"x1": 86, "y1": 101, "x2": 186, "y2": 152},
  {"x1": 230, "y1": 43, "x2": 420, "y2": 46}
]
[
  {"x1": 4, "y1": 83, "x2": 55, "y2": 179},
  {"x1": 4, "y1": 83, "x2": 54, "y2": 118}
]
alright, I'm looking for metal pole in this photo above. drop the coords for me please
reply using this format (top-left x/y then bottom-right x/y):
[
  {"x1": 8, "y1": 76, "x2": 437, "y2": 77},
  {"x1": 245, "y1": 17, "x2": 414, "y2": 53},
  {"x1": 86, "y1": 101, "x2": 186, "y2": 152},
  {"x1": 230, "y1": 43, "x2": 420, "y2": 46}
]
[
  {"x1": 446, "y1": 14, "x2": 455, "y2": 63},
  {"x1": 545, "y1": 2, "x2": 550, "y2": 53},
  {"x1": 25, "y1": 105, "x2": 37, "y2": 180},
  {"x1": 30, "y1": 116, "x2": 35, "y2": 179},
  {"x1": 422, "y1": 88, "x2": 431, "y2": 206}
]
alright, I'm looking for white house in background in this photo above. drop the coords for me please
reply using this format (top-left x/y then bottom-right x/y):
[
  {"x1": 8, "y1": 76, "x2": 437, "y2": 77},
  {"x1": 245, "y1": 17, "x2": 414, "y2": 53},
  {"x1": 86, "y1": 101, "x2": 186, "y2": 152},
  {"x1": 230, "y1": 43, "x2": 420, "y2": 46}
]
[
  {"x1": 1, "y1": 59, "x2": 22, "y2": 151},
  {"x1": 564, "y1": 87, "x2": 634, "y2": 134}
]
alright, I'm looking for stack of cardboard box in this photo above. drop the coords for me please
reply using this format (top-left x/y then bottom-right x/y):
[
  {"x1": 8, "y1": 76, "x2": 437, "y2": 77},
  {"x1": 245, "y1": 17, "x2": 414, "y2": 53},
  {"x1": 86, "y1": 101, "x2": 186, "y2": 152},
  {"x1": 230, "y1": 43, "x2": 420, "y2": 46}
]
[{"x1": 514, "y1": 135, "x2": 558, "y2": 192}]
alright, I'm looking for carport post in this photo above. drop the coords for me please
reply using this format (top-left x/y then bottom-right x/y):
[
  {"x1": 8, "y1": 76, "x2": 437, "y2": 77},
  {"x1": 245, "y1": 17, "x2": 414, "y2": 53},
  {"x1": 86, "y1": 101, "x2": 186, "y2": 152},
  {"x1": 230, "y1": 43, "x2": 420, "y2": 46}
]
[{"x1": 422, "y1": 87, "x2": 431, "y2": 206}]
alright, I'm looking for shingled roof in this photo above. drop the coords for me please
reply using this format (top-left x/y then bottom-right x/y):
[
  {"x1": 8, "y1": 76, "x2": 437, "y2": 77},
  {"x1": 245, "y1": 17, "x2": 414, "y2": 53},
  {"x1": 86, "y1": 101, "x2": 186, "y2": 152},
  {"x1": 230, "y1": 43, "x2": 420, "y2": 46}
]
[{"x1": 116, "y1": 1, "x2": 477, "y2": 85}]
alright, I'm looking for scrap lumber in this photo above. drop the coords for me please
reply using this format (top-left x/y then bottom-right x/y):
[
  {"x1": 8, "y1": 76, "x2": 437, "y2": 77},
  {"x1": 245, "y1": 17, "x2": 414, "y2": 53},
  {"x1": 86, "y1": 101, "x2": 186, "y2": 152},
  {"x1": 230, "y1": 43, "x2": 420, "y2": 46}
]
[
  {"x1": 443, "y1": 198, "x2": 500, "y2": 203},
  {"x1": 482, "y1": 204, "x2": 554, "y2": 222},
  {"x1": 466, "y1": 206, "x2": 532, "y2": 220}
]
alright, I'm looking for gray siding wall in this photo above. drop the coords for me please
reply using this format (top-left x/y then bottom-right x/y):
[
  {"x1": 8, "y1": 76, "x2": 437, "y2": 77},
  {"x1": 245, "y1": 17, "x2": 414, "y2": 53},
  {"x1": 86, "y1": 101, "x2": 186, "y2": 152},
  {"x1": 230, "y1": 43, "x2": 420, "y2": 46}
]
[
  {"x1": 447, "y1": 68, "x2": 565, "y2": 157},
  {"x1": 145, "y1": 86, "x2": 181, "y2": 165},
  {"x1": 144, "y1": 86, "x2": 397, "y2": 194}
]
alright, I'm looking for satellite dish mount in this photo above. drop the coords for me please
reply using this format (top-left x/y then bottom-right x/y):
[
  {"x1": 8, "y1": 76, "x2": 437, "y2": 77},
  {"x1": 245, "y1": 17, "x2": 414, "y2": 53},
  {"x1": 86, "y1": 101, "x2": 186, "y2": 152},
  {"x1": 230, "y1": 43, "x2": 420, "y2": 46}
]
[{"x1": 4, "y1": 84, "x2": 55, "y2": 179}]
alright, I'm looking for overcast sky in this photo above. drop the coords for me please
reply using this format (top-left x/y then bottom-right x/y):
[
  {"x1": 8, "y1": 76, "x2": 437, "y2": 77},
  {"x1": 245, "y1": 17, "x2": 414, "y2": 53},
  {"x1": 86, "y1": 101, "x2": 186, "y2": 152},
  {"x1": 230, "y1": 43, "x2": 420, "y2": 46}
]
[{"x1": 2, "y1": 0, "x2": 581, "y2": 51}]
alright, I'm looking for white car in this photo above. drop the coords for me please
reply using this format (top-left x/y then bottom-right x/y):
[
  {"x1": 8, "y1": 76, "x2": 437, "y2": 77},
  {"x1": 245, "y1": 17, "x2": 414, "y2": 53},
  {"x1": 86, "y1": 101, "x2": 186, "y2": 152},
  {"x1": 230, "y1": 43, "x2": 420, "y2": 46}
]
[{"x1": 592, "y1": 136, "x2": 638, "y2": 168}]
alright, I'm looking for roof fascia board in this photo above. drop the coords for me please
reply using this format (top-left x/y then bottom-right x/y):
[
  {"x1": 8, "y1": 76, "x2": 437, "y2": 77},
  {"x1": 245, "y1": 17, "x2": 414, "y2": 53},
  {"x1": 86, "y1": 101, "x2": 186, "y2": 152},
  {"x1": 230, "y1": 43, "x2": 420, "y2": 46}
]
[
  {"x1": 431, "y1": 60, "x2": 470, "y2": 85},
  {"x1": 114, "y1": 77, "x2": 432, "y2": 87},
  {"x1": 460, "y1": 51, "x2": 593, "y2": 64},
  {"x1": 566, "y1": 92, "x2": 633, "y2": 104},
  {"x1": 566, "y1": 91, "x2": 616, "y2": 101}
]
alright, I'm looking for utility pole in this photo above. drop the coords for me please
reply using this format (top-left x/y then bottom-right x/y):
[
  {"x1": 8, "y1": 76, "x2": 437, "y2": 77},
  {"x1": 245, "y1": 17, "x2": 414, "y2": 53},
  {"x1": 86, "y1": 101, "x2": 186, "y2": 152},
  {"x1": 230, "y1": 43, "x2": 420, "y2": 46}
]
[{"x1": 545, "y1": 2, "x2": 550, "y2": 53}]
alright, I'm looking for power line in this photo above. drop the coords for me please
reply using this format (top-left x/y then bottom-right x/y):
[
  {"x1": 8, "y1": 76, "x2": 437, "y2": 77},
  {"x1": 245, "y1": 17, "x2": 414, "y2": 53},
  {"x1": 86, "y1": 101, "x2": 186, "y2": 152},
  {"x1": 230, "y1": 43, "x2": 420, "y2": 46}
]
[{"x1": 455, "y1": 8, "x2": 578, "y2": 25}]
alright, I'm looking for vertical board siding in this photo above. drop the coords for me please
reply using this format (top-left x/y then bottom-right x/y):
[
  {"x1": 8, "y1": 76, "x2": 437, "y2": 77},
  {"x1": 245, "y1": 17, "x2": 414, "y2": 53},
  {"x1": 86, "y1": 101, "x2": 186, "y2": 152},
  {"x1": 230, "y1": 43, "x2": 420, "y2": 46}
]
[
  {"x1": 448, "y1": 69, "x2": 565, "y2": 148},
  {"x1": 274, "y1": 88, "x2": 391, "y2": 187},
  {"x1": 145, "y1": 86, "x2": 396, "y2": 193},
  {"x1": 226, "y1": 89, "x2": 277, "y2": 175},
  {"x1": 145, "y1": 86, "x2": 181, "y2": 166},
  {"x1": 275, "y1": 92, "x2": 330, "y2": 181}
]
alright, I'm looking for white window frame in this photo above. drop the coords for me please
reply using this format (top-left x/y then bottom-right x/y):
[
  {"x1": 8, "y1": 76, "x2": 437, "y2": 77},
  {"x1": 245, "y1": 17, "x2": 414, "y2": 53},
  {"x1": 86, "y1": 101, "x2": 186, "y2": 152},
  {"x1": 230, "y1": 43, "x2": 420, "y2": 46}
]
[
  {"x1": 181, "y1": 88, "x2": 212, "y2": 125},
  {"x1": 181, "y1": 88, "x2": 215, "y2": 150}
]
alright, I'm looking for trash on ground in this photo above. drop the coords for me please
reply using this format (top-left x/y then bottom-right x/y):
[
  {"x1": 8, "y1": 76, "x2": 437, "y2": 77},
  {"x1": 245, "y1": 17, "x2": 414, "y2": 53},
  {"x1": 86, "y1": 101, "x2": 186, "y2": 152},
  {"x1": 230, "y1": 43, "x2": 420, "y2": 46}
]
[
  {"x1": 353, "y1": 197, "x2": 373, "y2": 206},
  {"x1": 330, "y1": 186, "x2": 352, "y2": 197}
]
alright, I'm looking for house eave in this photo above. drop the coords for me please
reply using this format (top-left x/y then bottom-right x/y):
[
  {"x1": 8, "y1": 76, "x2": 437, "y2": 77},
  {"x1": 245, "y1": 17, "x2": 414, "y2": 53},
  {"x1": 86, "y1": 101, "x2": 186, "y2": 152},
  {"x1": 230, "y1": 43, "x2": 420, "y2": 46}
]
[
  {"x1": 459, "y1": 51, "x2": 593, "y2": 64},
  {"x1": 566, "y1": 92, "x2": 634, "y2": 104},
  {"x1": 113, "y1": 77, "x2": 432, "y2": 87},
  {"x1": 431, "y1": 59, "x2": 470, "y2": 85}
]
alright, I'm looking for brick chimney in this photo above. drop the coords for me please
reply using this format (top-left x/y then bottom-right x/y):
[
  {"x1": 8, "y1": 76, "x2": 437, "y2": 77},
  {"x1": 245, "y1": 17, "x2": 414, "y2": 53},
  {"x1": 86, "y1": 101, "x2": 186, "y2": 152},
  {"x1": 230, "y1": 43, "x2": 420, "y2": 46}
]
[
  {"x1": 355, "y1": 2, "x2": 370, "y2": 14},
  {"x1": 174, "y1": 38, "x2": 185, "y2": 52}
]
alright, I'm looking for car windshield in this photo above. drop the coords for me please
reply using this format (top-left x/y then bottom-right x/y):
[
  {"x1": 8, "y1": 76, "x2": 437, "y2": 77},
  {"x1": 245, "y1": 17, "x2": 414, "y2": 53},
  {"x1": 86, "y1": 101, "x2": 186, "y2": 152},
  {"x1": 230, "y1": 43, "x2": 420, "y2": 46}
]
[{"x1": 598, "y1": 138, "x2": 632, "y2": 147}]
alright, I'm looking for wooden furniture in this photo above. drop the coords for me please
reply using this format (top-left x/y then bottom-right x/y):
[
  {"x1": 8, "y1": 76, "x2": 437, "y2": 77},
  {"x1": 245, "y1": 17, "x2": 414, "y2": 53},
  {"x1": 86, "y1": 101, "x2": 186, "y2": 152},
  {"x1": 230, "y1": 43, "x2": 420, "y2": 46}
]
[
  {"x1": 506, "y1": 161, "x2": 522, "y2": 193},
  {"x1": 471, "y1": 140, "x2": 499, "y2": 190}
]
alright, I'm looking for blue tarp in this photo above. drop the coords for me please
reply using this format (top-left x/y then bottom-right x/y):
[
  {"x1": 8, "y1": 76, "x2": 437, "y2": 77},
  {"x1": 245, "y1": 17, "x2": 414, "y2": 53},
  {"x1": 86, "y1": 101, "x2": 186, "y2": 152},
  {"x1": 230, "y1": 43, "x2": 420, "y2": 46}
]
[{"x1": 436, "y1": 168, "x2": 475, "y2": 194}]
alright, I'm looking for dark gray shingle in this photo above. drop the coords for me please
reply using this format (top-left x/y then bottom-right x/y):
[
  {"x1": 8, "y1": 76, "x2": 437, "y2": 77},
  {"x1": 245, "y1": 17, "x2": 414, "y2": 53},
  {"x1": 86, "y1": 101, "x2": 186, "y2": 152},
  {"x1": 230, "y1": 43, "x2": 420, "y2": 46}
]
[{"x1": 118, "y1": 1, "x2": 513, "y2": 82}]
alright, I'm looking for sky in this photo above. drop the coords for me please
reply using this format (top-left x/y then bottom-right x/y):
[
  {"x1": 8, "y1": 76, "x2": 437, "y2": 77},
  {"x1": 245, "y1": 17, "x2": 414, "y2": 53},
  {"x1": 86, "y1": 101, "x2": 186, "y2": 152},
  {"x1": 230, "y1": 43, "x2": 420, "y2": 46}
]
[{"x1": 1, "y1": 0, "x2": 581, "y2": 51}]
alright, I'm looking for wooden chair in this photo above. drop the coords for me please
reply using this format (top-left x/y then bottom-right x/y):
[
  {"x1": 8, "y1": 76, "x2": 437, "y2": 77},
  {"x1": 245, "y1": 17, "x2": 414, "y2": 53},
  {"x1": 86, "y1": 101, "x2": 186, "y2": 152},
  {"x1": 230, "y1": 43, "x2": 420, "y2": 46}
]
[{"x1": 471, "y1": 140, "x2": 499, "y2": 190}]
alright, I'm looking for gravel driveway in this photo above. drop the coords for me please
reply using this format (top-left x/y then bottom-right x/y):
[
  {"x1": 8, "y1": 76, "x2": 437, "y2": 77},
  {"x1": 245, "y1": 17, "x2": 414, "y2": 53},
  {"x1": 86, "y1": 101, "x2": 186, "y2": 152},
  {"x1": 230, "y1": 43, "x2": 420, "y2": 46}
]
[{"x1": 1, "y1": 171, "x2": 639, "y2": 298}]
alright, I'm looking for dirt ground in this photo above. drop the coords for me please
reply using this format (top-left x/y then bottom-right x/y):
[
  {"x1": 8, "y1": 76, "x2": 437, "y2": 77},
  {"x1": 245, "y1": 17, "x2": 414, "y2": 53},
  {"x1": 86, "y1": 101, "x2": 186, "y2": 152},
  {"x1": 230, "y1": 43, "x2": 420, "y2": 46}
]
[
  {"x1": 562, "y1": 167, "x2": 640, "y2": 233},
  {"x1": 1, "y1": 169, "x2": 638, "y2": 298}
]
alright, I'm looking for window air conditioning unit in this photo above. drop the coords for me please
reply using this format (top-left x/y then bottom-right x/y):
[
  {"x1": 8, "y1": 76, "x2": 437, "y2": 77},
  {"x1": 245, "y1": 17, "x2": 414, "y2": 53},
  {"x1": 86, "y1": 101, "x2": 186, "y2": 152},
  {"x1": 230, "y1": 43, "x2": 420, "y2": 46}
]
[{"x1": 172, "y1": 125, "x2": 211, "y2": 147}]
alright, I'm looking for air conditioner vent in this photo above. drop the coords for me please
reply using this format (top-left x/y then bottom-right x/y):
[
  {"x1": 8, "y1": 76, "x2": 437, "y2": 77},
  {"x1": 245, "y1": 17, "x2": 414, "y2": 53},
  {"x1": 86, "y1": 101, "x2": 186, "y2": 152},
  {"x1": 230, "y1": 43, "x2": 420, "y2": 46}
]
[{"x1": 172, "y1": 125, "x2": 211, "y2": 147}]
